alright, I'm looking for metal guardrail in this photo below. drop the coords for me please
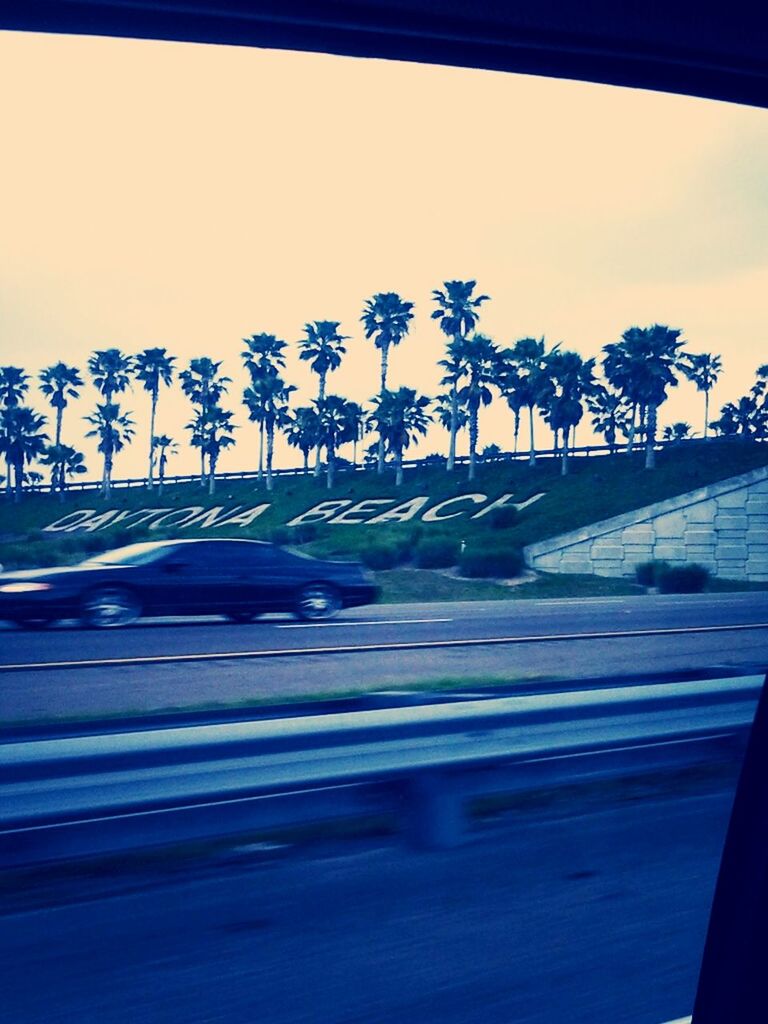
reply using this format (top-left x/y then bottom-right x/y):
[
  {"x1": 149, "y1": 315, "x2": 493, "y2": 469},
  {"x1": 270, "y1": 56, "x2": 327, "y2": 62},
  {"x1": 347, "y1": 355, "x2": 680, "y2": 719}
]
[
  {"x1": 11, "y1": 438, "x2": 718, "y2": 495},
  {"x1": 1, "y1": 671, "x2": 762, "y2": 866}
]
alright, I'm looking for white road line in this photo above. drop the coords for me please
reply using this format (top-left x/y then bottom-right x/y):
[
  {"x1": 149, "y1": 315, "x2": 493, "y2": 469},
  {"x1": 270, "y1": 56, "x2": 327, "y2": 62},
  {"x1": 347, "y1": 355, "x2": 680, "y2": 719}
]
[
  {"x1": 1, "y1": 621, "x2": 767, "y2": 673},
  {"x1": 658, "y1": 1017, "x2": 692, "y2": 1023},
  {"x1": 277, "y1": 618, "x2": 453, "y2": 629}
]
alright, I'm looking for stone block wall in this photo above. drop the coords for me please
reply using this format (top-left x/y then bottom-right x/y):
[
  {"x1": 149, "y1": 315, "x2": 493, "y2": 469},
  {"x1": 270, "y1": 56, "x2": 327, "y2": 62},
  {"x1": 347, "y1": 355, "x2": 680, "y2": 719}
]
[{"x1": 524, "y1": 465, "x2": 768, "y2": 581}]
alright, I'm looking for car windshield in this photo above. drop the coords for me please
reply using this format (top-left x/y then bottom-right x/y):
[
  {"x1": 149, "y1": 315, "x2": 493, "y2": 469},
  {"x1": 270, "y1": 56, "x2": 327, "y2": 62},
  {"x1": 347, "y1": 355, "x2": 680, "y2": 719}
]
[{"x1": 82, "y1": 542, "x2": 173, "y2": 566}]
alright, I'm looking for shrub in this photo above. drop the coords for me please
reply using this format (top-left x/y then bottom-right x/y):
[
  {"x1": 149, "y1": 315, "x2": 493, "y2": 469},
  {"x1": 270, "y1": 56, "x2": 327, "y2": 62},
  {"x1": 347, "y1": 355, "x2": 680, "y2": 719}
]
[
  {"x1": 81, "y1": 533, "x2": 111, "y2": 554},
  {"x1": 361, "y1": 542, "x2": 402, "y2": 570},
  {"x1": 635, "y1": 560, "x2": 670, "y2": 587},
  {"x1": 657, "y1": 564, "x2": 710, "y2": 594},
  {"x1": 415, "y1": 536, "x2": 460, "y2": 568},
  {"x1": 269, "y1": 526, "x2": 292, "y2": 546},
  {"x1": 459, "y1": 543, "x2": 524, "y2": 579},
  {"x1": 488, "y1": 506, "x2": 519, "y2": 530},
  {"x1": 293, "y1": 522, "x2": 318, "y2": 543}
]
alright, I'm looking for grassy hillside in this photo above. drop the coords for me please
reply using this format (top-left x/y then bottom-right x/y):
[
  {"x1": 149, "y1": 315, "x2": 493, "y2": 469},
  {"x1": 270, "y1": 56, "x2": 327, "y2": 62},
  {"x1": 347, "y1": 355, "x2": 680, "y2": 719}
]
[{"x1": 1, "y1": 440, "x2": 766, "y2": 574}]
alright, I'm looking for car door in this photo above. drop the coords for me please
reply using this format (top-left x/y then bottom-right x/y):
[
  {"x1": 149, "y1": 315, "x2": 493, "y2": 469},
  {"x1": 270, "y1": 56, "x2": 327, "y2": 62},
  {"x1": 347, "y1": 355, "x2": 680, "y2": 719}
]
[
  {"x1": 151, "y1": 542, "x2": 251, "y2": 616},
  {"x1": 237, "y1": 544, "x2": 297, "y2": 612}
]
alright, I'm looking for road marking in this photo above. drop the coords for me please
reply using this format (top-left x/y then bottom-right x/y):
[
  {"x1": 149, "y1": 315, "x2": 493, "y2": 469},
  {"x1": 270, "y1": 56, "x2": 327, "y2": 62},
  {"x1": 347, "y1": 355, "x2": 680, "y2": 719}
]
[
  {"x1": 277, "y1": 617, "x2": 453, "y2": 629},
  {"x1": 1, "y1": 621, "x2": 767, "y2": 673},
  {"x1": 658, "y1": 1018, "x2": 691, "y2": 1024}
]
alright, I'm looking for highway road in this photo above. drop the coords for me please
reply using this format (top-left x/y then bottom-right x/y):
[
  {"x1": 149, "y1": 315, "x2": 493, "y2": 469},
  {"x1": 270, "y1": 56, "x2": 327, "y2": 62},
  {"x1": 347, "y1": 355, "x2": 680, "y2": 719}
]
[
  {"x1": 1, "y1": 592, "x2": 767, "y2": 723},
  {"x1": 0, "y1": 775, "x2": 735, "y2": 1024}
]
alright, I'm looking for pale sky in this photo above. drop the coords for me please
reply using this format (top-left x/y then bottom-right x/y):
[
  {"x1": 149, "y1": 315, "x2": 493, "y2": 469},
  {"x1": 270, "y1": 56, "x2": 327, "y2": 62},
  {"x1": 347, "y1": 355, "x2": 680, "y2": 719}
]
[{"x1": 1, "y1": 30, "x2": 767, "y2": 481}]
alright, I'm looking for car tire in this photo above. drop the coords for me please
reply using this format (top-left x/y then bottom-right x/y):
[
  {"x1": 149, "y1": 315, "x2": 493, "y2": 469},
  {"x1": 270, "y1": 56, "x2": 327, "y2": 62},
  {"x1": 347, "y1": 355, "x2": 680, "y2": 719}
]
[
  {"x1": 295, "y1": 583, "x2": 341, "y2": 621},
  {"x1": 225, "y1": 611, "x2": 256, "y2": 624},
  {"x1": 81, "y1": 586, "x2": 142, "y2": 629}
]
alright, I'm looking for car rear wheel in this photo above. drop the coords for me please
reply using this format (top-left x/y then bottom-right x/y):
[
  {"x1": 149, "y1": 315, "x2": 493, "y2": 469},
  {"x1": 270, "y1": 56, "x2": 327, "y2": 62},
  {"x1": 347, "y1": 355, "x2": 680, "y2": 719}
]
[
  {"x1": 295, "y1": 583, "x2": 341, "y2": 621},
  {"x1": 81, "y1": 586, "x2": 142, "y2": 629}
]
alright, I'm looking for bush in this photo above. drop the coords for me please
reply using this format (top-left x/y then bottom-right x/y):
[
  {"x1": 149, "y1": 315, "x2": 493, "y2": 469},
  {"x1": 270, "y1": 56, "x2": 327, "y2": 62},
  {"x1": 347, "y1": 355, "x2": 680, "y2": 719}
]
[
  {"x1": 293, "y1": 522, "x2": 318, "y2": 543},
  {"x1": 459, "y1": 543, "x2": 525, "y2": 579},
  {"x1": 415, "y1": 536, "x2": 460, "y2": 568},
  {"x1": 635, "y1": 560, "x2": 670, "y2": 587},
  {"x1": 487, "y1": 506, "x2": 519, "y2": 530},
  {"x1": 269, "y1": 526, "x2": 292, "y2": 546},
  {"x1": 657, "y1": 564, "x2": 710, "y2": 594},
  {"x1": 361, "y1": 542, "x2": 402, "y2": 570}
]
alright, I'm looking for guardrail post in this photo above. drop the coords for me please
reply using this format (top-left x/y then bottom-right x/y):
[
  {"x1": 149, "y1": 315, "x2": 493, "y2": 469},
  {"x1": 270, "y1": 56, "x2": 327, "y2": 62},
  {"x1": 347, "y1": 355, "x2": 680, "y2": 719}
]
[{"x1": 404, "y1": 770, "x2": 464, "y2": 850}]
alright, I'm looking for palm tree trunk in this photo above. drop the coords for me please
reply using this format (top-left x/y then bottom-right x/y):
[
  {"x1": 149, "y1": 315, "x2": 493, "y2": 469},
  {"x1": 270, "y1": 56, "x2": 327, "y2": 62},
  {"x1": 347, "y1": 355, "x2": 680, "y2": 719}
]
[
  {"x1": 645, "y1": 404, "x2": 658, "y2": 469},
  {"x1": 148, "y1": 391, "x2": 157, "y2": 489},
  {"x1": 395, "y1": 448, "x2": 403, "y2": 487},
  {"x1": 303, "y1": 450, "x2": 309, "y2": 475},
  {"x1": 258, "y1": 423, "x2": 265, "y2": 484},
  {"x1": 103, "y1": 448, "x2": 112, "y2": 498},
  {"x1": 561, "y1": 425, "x2": 569, "y2": 476},
  {"x1": 327, "y1": 445, "x2": 335, "y2": 490},
  {"x1": 314, "y1": 375, "x2": 326, "y2": 476},
  {"x1": 55, "y1": 407, "x2": 63, "y2": 493},
  {"x1": 199, "y1": 447, "x2": 206, "y2": 487},
  {"x1": 266, "y1": 423, "x2": 274, "y2": 492},
  {"x1": 447, "y1": 383, "x2": 458, "y2": 472},
  {"x1": 513, "y1": 412, "x2": 520, "y2": 455},
  {"x1": 378, "y1": 348, "x2": 388, "y2": 475},
  {"x1": 626, "y1": 403, "x2": 637, "y2": 453},
  {"x1": 13, "y1": 459, "x2": 22, "y2": 503},
  {"x1": 468, "y1": 405, "x2": 478, "y2": 481},
  {"x1": 704, "y1": 389, "x2": 710, "y2": 439},
  {"x1": 528, "y1": 405, "x2": 536, "y2": 467},
  {"x1": 209, "y1": 455, "x2": 217, "y2": 495}
]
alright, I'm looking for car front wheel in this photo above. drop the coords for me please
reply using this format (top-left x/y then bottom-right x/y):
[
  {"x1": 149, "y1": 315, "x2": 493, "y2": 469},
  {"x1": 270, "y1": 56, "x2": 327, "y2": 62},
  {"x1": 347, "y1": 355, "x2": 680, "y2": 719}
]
[
  {"x1": 295, "y1": 583, "x2": 341, "y2": 621},
  {"x1": 81, "y1": 586, "x2": 142, "y2": 629}
]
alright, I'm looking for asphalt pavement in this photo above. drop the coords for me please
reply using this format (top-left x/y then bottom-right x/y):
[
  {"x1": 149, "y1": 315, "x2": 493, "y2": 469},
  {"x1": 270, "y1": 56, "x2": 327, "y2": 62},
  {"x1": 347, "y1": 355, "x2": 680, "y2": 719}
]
[
  {"x1": 1, "y1": 593, "x2": 766, "y2": 723},
  {"x1": 0, "y1": 778, "x2": 736, "y2": 1024}
]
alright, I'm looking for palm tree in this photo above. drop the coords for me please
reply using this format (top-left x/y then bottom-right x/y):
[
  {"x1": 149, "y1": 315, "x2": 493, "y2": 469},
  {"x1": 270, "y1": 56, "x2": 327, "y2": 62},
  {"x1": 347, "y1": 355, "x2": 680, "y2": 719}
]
[
  {"x1": 587, "y1": 384, "x2": 629, "y2": 456},
  {"x1": 186, "y1": 405, "x2": 237, "y2": 494},
  {"x1": 242, "y1": 333, "x2": 289, "y2": 377},
  {"x1": 431, "y1": 280, "x2": 489, "y2": 471},
  {"x1": 153, "y1": 435, "x2": 178, "y2": 495},
  {"x1": 663, "y1": 422, "x2": 692, "y2": 443},
  {"x1": 682, "y1": 352, "x2": 722, "y2": 439},
  {"x1": 602, "y1": 327, "x2": 648, "y2": 453},
  {"x1": 361, "y1": 292, "x2": 414, "y2": 473},
  {"x1": 0, "y1": 366, "x2": 30, "y2": 408},
  {"x1": 298, "y1": 321, "x2": 348, "y2": 475},
  {"x1": 714, "y1": 396, "x2": 760, "y2": 438},
  {"x1": 433, "y1": 391, "x2": 469, "y2": 445},
  {"x1": 437, "y1": 339, "x2": 469, "y2": 464},
  {"x1": 40, "y1": 444, "x2": 87, "y2": 500},
  {"x1": 134, "y1": 348, "x2": 176, "y2": 488},
  {"x1": 284, "y1": 406, "x2": 321, "y2": 475},
  {"x1": 315, "y1": 395, "x2": 357, "y2": 490},
  {"x1": 456, "y1": 334, "x2": 498, "y2": 481},
  {"x1": 244, "y1": 373, "x2": 295, "y2": 491},
  {"x1": 507, "y1": 337, "x2": 557, "y2": 467},
  {"x1": 84, "y1": 403, "x2": 135, "y2": 497},
  {"x1": 87, "y1": 348, "x2": 134, "y2": 402},
  {"x1": 369, "y1": 388, "x2": 432, "y2": 486},
  {"x1": 0, "y1": 406, "x2": 48, "y2": 501},
  {"x1": 545, "y1": 351, "x2": 596, "y2": 475},
  {"x1": 634, "y1": 324, "x2": 687, "y2": 469},
  {"x1": 342, "y1": 400, "x2": 365, "y2": 468},
  {"x1": 495, "y1": 358, "x2": 525, "y2": 454},
  {"x1": 38, "y1": 362, "x2": 83, "y2": 492},
  {"x1": 179, "y1": 358, "x2": 231, "y2": 484},
  {"x1": 0, "y1": 366, "x2": 31, "y2": 492}
]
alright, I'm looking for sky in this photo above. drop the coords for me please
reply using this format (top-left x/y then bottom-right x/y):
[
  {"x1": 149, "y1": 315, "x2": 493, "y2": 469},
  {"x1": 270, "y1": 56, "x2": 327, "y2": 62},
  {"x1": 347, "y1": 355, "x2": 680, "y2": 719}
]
[{"x1": 1, "y1": 30, "x2": 767, "y2": 482}]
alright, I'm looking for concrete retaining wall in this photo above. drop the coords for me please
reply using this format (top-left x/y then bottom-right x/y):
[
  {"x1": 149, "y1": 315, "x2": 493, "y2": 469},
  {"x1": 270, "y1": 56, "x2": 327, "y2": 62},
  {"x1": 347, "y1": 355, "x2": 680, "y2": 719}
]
[{"x1": 524, "y1": 466, "x2": 768, "y2": 581}]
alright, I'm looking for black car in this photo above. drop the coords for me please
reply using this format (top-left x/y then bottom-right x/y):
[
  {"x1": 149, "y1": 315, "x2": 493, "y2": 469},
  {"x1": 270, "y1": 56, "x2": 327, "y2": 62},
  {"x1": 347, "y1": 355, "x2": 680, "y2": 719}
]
[{"x1": 0, "y1": 539, "x2": 379, "y2": 629}]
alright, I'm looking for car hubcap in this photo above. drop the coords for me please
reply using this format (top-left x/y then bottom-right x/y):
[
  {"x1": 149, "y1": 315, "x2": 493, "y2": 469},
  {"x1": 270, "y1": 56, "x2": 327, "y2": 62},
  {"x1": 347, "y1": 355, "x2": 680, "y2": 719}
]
[
  {"x1": 299, "y1": 586, "x2": 339, "y2": 619},
  {"x1": 85, "y1": 590, "x2": 138, "y2": 627}
]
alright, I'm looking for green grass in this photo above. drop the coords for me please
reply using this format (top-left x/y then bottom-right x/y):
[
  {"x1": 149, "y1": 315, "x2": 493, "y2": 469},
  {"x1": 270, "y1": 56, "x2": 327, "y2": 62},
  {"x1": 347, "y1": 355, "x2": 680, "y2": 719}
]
[
  {"x1": 1, "y1": 440, "x2": 766, "y2": 574},
  {"x1": 374, "y1": 569, "x2": 643, "y2": 603}
]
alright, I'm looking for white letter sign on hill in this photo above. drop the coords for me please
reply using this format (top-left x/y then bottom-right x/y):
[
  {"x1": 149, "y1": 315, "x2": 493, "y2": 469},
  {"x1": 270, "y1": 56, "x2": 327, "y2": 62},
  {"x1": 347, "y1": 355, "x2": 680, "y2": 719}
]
[{"x1": 41, "y1": 490, "x2": 546, "y2": 534}]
